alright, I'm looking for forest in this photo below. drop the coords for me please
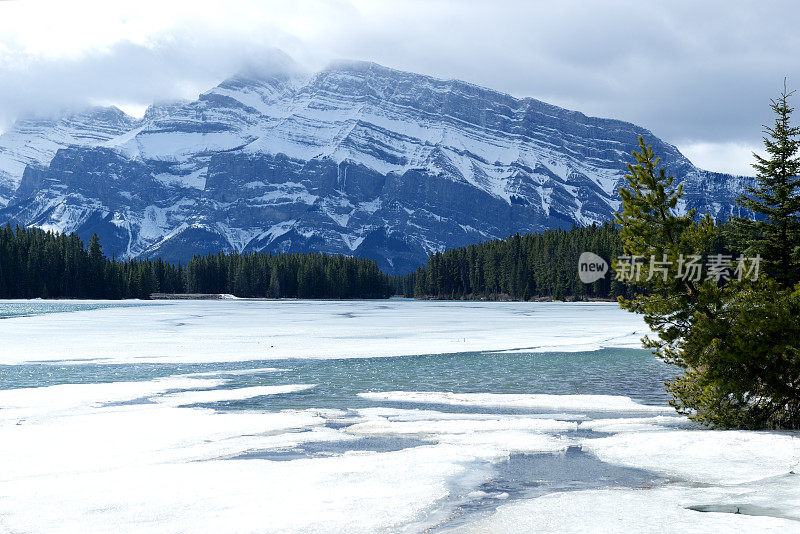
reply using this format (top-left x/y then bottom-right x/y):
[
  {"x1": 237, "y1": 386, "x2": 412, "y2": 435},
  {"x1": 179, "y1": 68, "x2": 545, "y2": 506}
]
[
  {"x1": 0, "y1": 224, "x2": 392, "y2": 299},
  {"x1": 396, "y1": 223, "x2": 631, "y2": 300}
]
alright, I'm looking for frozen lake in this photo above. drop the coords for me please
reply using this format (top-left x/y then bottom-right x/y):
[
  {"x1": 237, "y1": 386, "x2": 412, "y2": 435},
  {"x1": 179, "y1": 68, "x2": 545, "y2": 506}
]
[{"x1": 1, "y1": 300, "x2": 798, "y2": 533}]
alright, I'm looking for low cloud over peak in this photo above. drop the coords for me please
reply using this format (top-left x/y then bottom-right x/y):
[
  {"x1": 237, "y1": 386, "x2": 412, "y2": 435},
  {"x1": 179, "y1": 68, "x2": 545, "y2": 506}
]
[{"x1": 1, "y1": 0, "x2": 797, "y2": 175}]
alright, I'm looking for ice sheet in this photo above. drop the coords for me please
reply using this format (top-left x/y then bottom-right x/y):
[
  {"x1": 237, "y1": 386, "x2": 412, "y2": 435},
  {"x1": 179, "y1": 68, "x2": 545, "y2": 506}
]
[
  {"x1": 0, "y1": 377, "x2": 225, "y2": 421},
  {"x1": 450, "y1": 484, "x2": 799, "y2": 533},
  {"x1": 0, "y1": 299, "x2": 649, "y2": 364},
  {"x1": 582, "y1": 429, "x2": 800, "y2": 484},
  {"x1": 0, "y1": 445, "x2": 466, "y2": 533},
  {"x1": 0, "y1": 377, "x2": 539, "y2": 532},
  {"x1": 346, "y1": 410, "x2": 577, "y2": 458},
  {"x1": 0, "y1": 372, "x2": 524, "y2": 531},
  {"x1": 579, "y1": 415, "x2": 694, "y2": 433},
  {"x1": 2, "y1": 376, "x2": 798, "y2": 532},
  {"x1": 347, "y1": 416, "x2": 577, "y2": 436},
  {"x1": 355, "y1": 406, "x2": 588, "y2": 422}
]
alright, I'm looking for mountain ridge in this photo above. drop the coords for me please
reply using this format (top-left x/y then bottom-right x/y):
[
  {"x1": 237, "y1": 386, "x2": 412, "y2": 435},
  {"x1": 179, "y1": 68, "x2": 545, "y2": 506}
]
[{"x1": 0, "y1": 60, "x2": 751, "y2": 273}]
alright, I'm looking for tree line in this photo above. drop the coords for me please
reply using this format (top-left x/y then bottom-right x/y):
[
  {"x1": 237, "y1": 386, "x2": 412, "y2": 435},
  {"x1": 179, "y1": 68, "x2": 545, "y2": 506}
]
[
  {"x1": 3, "y1": 218, "x2": 707, "y2": 303},
  {"x1": 185, "y1": 250, "x2": 393, "y2": 299},
  {"x1": 395, "y1": 224, "x2": 631, "y2": 301},
  {"x1": 2, "y1": 220, "x2": 636, "y2": 302},
  {"x1": 0, "y1": 225, "x2": 392, "y2": 299},
  {"x1": 0, "y1": 226, "x2": 182, "y2": 299}
]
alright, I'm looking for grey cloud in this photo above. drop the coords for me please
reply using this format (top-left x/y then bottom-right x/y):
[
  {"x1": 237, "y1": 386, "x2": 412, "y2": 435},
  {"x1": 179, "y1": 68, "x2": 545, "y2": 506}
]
[
  {"x1": 0, "y1": 0, "x2": 798, "y2": 173},
  {"x1": 0, "y1": 33, "x2": 298, "y2": 128}
]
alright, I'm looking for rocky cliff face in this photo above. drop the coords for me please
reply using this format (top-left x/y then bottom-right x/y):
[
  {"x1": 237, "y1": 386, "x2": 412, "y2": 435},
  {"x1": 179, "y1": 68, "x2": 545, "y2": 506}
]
[{"x1": 0, "y1": 61, "x2": 751, "y2": 273}]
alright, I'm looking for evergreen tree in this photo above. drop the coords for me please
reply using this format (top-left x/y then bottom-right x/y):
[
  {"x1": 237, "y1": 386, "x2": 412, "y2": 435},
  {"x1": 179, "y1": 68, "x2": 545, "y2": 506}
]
[
  {"x1": 729, "y1": 80, "x2": 800, "y2": 287},
  {"x1": 614, "y1": 136, "x2": 719, "y2": 364},
  {"x1": 87, "y1": 234, "x2": 105, "y2": 298},
  {"x1": 616, "y1": 133, "x2": 800, "y2": 429}
]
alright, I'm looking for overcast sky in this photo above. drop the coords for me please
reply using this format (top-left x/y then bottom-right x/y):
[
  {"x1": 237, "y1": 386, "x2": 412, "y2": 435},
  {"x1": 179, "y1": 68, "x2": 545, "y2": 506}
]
[{"x1": 1, "y1": 0, "x2": 798, "y2": 175}]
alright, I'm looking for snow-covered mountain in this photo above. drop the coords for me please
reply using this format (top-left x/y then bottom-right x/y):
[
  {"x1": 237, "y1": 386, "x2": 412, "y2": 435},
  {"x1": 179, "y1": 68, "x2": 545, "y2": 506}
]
[
  {"x1": 0, "y1": 107, "x2": 140, "y2": 206},
  {"x1": 0, "y1": 61, "x2": 750, "y2": 273}
]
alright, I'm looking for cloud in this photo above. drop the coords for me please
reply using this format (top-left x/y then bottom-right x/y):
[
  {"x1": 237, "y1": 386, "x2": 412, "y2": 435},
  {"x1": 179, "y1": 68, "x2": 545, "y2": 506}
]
[
  {"x1": 677, "y1": 142, "x2": 762, "y2": 177},
  {"x1": 0, "y1": 38, "x2": 299, "y2": 124},
  {"x1": 1, "y1": 0, "x2": 798, "y2": 175}
]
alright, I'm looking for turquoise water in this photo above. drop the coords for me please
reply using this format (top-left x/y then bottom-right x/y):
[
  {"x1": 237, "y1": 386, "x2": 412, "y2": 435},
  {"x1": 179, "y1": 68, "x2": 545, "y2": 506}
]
[
  {"x1": 0, "y1": 301, "x2": 146, "y2": 319},
  {"x1": 0, "y1": 300, "x2": 676, "y2": 408},
  {"x1": 0, "y1": 348, "x2": 677, "y2": 409},
  {"x1": 0, "y1": 300, "x2": 676, "y2": 406}
]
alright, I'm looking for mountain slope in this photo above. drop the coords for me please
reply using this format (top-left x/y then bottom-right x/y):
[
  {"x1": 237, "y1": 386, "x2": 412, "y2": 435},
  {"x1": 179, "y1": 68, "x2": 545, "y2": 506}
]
[{"x1": 0, "y1": 61, "x2": 751, "y2": 273}]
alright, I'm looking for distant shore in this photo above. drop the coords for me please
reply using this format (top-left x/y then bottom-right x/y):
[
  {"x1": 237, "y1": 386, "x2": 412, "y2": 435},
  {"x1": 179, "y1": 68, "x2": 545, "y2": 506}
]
[{"x1": 150, "y1": 293, "x2": 238, "y2": 300}]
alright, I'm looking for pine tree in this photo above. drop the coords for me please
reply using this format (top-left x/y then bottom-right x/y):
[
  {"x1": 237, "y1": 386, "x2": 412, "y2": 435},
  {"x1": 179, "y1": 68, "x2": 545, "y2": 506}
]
[
  {"x1": 614, "y1": 136, "x2": 720, "y2": 358},
  {"x1": 87, "y1": 234, "x2": 105, "y2": 298},
  {"x1": 233, "y1": 262, "x2": 249, "y2": 297},
  {"x1": 729, "y1": 80, "x2": 800, "y2": 288}
]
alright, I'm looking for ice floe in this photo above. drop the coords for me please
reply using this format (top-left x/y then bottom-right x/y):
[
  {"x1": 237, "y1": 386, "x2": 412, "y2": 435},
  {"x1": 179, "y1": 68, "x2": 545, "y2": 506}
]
[
  {"x1": 345, "y1": 410, "x2": 577, "y2": 459},
  {"x1": 359, "y1": 391, "x2": 673, "y2": 413},
  {"x1": 578, "y1": 415, "x2": 694, "y2": 433},
  {"x1": 347, "y1": 415, "x2": 577, "y2": 436},
  {"x1": 155, "y1": 384, "x2": 315, "y2": 406},
  {"x1": 0, "y1": 376, "x2": 225, "y2": 421}
]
